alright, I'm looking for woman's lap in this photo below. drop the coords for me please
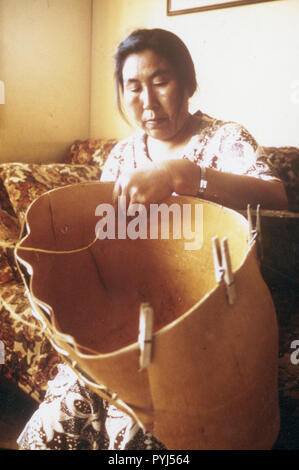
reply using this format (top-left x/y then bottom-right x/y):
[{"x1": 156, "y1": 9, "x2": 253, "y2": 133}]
[{"x1": 17, "y1": 364, "x2": 165, "y2": 450}]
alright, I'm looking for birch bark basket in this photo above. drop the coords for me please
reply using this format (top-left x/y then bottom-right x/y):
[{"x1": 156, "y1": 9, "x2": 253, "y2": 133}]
[{"x1": 15, "y1": 182, "x2": 280, "y2": 450}]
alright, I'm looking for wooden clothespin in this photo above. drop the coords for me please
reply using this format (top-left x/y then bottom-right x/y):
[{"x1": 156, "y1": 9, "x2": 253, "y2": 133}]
[
  {"x1": 138, "y1": 302, "x2": 154, "y2": 371},
  {"x1": 212, "y1": 236, "x2": 236, "y2": 305},
  {"x1": 247, "y1": 204, "x2": 254, "y2": 243},
  {"x1": 247, "y1": 204, "x2": 263, "y2": 260},
  {"x1": 221, "y1": 238, "x2": 236, "y2": 305},
  {"x1": 212, "y1": 236, "x2": 225, "y2": 283}
]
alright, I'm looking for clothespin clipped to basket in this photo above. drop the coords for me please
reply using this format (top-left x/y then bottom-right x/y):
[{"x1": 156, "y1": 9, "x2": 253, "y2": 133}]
[
  {"x1": 247, "y1": 204, "x2": 263, "y2": 261},
  {"x1": 138, "y1": 302, "x2": 154, "y2": 371},
  {"x1": 212, "y1": 236, "x2": 236, "y2": 305}
]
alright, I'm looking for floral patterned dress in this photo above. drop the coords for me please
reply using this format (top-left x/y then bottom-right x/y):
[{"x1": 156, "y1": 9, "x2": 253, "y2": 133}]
[
  {"x1": 17, "y1": 110, "x2": 279, "y2": 450},
  {"x1": 100, "y1": 110, "x2": 278, "y2": 183}
]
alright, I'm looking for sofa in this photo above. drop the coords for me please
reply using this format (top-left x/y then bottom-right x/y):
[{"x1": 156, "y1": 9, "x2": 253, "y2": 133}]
[
  {"x1": 0, "y1": 140, "x2": 298, "y2": 445},
  {"x1": 0, "y1": 138, "x2": 117, "y2": 401}
]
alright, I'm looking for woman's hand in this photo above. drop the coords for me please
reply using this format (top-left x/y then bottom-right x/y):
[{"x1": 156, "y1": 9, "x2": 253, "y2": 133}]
[
  {"x1": 113, "y1": 159, "x2": 201, "y2": 208},
  {"x1": 113, "y1": 162, "x2": 174, "y2": 208}
]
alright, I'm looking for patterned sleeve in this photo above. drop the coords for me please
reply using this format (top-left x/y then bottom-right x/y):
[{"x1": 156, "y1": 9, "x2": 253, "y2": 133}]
[
  {"x1": 100, "y1": 138, "x2": 137, "y2": 182},
  {"x1": 100, "y1": 141, "x2": 125, "y2": 182},
  {"x1": 209, "y1": 122, "x2": 280, "y2": 181}
]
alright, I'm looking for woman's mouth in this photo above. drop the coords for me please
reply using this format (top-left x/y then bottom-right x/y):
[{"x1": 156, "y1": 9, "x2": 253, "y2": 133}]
[{"x1": 144, "y1": 118, "x2": 167, "y2": 128}]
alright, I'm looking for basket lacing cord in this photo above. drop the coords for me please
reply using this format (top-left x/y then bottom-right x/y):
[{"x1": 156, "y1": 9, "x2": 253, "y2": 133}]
[
  {"x1": 68, "y1": 359, "x2": 147, "y2": 433},
  {"x1": 0, "y1": 231, "x2": 100, "y2": 255}
]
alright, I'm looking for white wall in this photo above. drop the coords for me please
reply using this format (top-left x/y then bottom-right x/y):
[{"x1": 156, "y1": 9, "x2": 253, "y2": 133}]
[
  {"x1": 91, "y1": 0, "x2": 299, "y2": 148},
  {"x1": 0, "y1": 0, "x2": 298, "y2": 164},
  {"x1": 0, "y1": 0, "x2": 92, "y2": 163}
]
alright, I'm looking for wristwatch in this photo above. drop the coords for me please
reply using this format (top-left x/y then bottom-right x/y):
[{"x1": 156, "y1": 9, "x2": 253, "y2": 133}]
[{"x1": 198, "y1": 164, "x2": 208, "y2": 194}]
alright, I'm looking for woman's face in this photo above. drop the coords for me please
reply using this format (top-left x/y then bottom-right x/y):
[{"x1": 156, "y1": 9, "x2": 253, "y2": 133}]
[{"x1": 122, "y1": 49, "x2": 189, "y2": 142}]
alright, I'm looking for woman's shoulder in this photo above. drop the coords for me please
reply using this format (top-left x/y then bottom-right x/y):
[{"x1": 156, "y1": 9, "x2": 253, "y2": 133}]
[
  {"x1": 191, "y1": 110, "x2": 278, "y2": 179},
  {"x1": 191, "y1": 110, "x2": 259, "y2": 152},
  {"x1": 193, "y1": 110, "x2": 255, "y2": 139}
]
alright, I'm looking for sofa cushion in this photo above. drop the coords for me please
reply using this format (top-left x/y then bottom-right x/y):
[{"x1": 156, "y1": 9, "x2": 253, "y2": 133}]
[
  {"x1": 0, "y1": 209, "x2": 21, "y2": 284},
  {"x1": 0, "y1": 163, "x2": 102, "y2": 223},
  {"x1": 0, "y1": 250, "x2": 14, "y2": 284},
  {"x1": 0, "y1": 208, "x2": 20, "y2": 240},
  {"x1": 65, "y1": 138, "x2": 118, "y2": 167},
  {"x1": 0, "y1": 179, "x2": 16, "y2": 217},
  {"x1": 0, "y1": 280, "x2": 62, "y2": 402},
  {"x1": 264, "y1": 146, "x2": 299, "y2": 212}
]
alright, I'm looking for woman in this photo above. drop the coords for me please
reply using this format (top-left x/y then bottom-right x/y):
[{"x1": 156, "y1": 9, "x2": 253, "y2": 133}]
[
  {"x1": 18, "y1": 28, "x2": 287, "y2": 451},
  {"x1": 101, "y1": 28, "x2": 287, "y2": 211}
]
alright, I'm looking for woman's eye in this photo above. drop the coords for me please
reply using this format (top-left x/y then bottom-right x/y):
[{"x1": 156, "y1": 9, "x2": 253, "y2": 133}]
[
  {"x1": 154, "y1": 81, "x2": 167, "y2": 87},
  {"x1": 126, "y1": 83, "x2": 141, "y2": 93}
]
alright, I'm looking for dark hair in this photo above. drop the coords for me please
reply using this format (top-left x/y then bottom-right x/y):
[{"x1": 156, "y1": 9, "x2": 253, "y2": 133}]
[{"x1": 114, "y1": 28, "x2": 198, "y2": 120}]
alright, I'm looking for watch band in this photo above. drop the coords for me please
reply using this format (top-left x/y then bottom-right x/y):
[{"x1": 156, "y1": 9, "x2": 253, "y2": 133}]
[{"x1": 198, "y1": 164, "x2": 208, "y2": 194}]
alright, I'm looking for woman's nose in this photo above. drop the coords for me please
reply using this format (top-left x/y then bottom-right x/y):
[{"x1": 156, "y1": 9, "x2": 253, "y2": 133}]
[{"x1": 141, "y1": 86, "x2": 158, "y2": 109}]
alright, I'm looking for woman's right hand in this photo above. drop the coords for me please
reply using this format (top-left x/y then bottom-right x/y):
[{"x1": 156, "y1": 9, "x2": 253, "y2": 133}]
[
  {"x1": 113, "y1": 162, "x2": 174, "y2": 209},
  {"x1": 113, "y1": 159, "x2": 201, "y2": 209}
]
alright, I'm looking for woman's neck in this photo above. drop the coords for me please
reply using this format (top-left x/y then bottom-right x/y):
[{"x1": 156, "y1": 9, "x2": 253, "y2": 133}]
[{"x1": 146, "y1": 113, "x2": 200, "y2": 162}]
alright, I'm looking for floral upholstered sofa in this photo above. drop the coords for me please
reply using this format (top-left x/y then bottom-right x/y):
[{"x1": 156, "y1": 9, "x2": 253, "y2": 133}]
[
  {"x1": 0, "y1": 140, "x2": 298, "y2": 410},
  {"x1": 0, "y1": 139, "x2": 117, "y2": 401}
]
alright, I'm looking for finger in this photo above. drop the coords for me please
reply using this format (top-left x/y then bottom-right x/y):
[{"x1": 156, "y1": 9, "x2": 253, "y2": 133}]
[
  {"x1": 114, "y1": 179, "x2": 131, "y2": 214},
  {"x1": 129, "y1": 186, "x2": 139, "y2": 203},
  {"x1": 112, "y1": 180, "x2": 122, "y2": 204}
]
